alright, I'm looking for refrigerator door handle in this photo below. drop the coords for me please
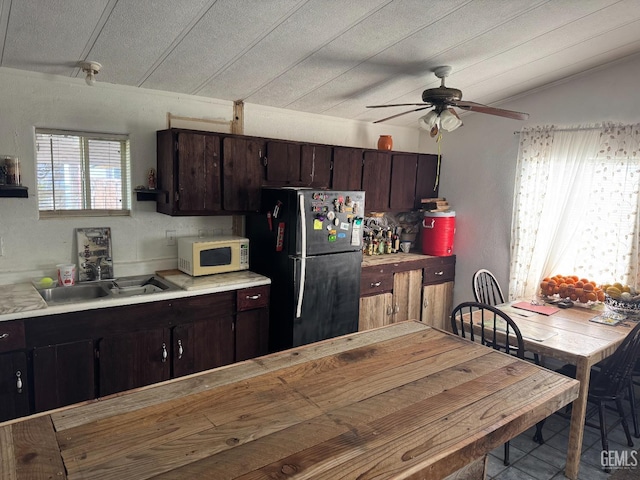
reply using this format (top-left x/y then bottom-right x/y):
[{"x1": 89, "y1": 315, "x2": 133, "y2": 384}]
[
  {"x1": 296, "y1": 257, "x2": 306, "y2": 318},
  {"x1": 299, "y1": 193, "x2": 307, "y2": 258},
  {"x1": 296, "y1": 193, "x2": 307, "y2": 318}
]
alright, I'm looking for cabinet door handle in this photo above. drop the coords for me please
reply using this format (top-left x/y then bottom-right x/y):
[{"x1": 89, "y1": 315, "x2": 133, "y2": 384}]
[
  {"x1": 177, "y1": 339, "x2": 184, "y2": 360},
  {"x1": 434, "y1": 271, "x2": 444, "y2": 276},
  {"x1": 370, "y1": 281, "x2": 381, "y2": 288},
  {"x1": 16, "y1": 371, "x2": 22, "y2": 393},
  {"x1": 161, "y1": 343, "x2": 168, "y2": 362},
  {"x1": 0, "y1": 333, "x2": 9, "y2": 340},
  {"x1": 246, "y1": 294, "x2": 261, "y2": 300},
  {"x1": 424, "y1": 298, "x2": 429, "y2": 307},
  {"x1": 394, "y1": 304, "x2": 400, "y2": 314},
  {"x1": 386, "y1": 305, "x2": 393, "y2": 316}
]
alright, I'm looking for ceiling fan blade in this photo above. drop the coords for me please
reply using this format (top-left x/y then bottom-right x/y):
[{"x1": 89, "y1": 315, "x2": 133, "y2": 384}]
[
  {"x1": 454, "y1": 101, "x2": 529, "y2": 120},
  {"x1": 373, "y1": 106, "x2": 432, "y2": 123},
  {"x1": 367, "y1": 103, "x2": 430, "y2": 108}
]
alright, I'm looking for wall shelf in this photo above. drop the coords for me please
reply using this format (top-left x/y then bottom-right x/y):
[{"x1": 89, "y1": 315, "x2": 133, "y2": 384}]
[
  {"x1": 0, "y1": 185, "x2": 28, "y2": 198},
  {"x1": 134, "y1": 188, "x2": 167, "y2": 202}
]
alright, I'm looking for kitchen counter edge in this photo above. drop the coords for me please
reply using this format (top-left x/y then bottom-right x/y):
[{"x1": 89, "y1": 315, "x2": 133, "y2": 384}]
[{"x1": 0, "y1": 273, "x2": 271, "y2": 323}]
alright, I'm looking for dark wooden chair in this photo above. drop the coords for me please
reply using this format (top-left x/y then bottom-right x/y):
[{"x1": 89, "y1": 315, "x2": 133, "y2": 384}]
[
  {"x1": 450, "y1": 301, "x2": 525, "y2": 465},
  {"x1": 539, "y1": 321, "x2": 640, "y2": 472},
  {"x1": 472, "y1": 269, "x2": 541, "y2": 365},
  {"x1": 627, "y1": 358, "x2": 640, "y2": 438},
  {"x1": 472, "y1": 269, "x2": 505, "y2": 306}
]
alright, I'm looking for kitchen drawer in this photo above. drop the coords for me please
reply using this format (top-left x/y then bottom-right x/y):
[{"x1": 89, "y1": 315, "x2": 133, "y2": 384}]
[
  {"x1": 423, "y1": 257, "x2": 456, "y2": 285},
  {"x1": 360, "y1": 268, "x2": 394, "y2": 296},
  {"x1": 237, "y1": 286, "x2": 270, "y2": 312},
  {"x1": 0, "y1": 320, "x2": 25, "y2": 353}
]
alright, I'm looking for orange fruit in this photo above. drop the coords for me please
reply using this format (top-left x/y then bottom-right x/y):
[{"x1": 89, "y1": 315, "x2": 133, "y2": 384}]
[
  {"x1": 586, "y1": 292, "x2": 597, "y2": 302},
  {"x1": 583, "y1": 283, "x2": 594, "y2": 292},
  {"x1": 575, "y1": 281, "x2": 584, "y2": 288}
]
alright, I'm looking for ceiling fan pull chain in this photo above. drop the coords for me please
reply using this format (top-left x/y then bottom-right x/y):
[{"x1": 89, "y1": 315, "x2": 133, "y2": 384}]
[{"x1": 434, "y1": 134, "x2": 443, "y2": 191}]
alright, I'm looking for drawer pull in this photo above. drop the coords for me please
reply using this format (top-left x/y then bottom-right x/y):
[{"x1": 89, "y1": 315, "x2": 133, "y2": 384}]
[
  {"x1": 370, "y1": 281, "x2": 382, "y2": 288},
  {"x1": 16, "y1": 371, "x2": 22, "y2": 393},
  {"x1": 0, "y1": 333, "x2": 8, "y2": 340},
  {"x1": 246, "y1": 294, "x2": 261, "y2": 300},
  {"x1": 434, "y1": 271, "x2": 444, "y2": 276},
  {"x1": 161, "y1": 343, "x2": 168, "y2": 362},
  {"x1": 177, "y1": 339, "x2": 184, "y2": 360}
]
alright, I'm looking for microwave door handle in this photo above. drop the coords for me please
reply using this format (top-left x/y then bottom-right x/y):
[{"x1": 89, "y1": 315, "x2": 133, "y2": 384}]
[{"x1": 296, "y1": 257, "x2": 306, "y2": 318}]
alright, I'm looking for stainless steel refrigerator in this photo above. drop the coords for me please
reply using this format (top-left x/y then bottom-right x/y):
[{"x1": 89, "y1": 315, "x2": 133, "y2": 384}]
[{"x1": 246, "y1": 187, "x2": 365, "y2": 352}]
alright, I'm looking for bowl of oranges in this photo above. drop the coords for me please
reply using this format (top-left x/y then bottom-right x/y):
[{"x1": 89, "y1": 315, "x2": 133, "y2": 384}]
[
  {"x1": 539, "y1": 275, "x2": 604, "y2": 306},
  {"x1": 601, "y1": 283, "x2": 640, "y2": 317}
]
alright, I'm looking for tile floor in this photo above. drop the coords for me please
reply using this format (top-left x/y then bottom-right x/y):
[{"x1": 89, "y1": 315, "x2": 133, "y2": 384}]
[{"x1": 487, "y1": 389, "x2": 640, "y2": 480}]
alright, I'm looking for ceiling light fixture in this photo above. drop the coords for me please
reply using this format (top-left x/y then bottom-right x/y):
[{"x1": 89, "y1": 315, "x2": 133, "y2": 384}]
[
  {"x1": 419, "y1": 108, "x2": 462, "y2": 137},
  {"x1": 79, "y1": 61, "x2": 102, "y2": 86}
]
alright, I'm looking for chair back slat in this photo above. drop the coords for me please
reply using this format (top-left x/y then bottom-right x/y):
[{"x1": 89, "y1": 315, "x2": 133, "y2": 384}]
[
  {"x1": 451, "y1": 301, "x2": 524, "y2": 359},
  {"x1": 592, "y1": 321, "x2": 640, "y2": 396},
  {"x1": 473, "y1": 269, "x2": 505, "y2": 306}
]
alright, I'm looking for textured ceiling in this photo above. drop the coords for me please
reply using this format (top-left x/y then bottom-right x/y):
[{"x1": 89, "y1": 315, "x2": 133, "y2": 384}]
[{"x1": 2, "y1": 0, "x2": 640, "y2": 127}]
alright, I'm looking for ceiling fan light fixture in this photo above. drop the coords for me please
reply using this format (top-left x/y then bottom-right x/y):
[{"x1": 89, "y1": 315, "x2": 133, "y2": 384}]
[
  {"x1": 419, "y1": 110, "x2": 439, "y2": 130},
  {"x1": 439, "y1": 108, "x2": 463, "y2": 132},
  {"x1": 80, "y1": 61, "x2": 102, "y2": 86}
]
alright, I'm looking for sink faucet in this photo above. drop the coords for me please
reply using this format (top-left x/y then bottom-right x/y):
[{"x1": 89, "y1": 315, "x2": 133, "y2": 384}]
[{"x1": 88, "y1": 257, "x2": 104, "y2": 280}]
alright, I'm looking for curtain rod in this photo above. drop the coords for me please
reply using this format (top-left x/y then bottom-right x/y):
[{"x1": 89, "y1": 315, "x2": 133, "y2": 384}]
[{"x1": 513, "y1": 124, "x2": 624, "y2": 135}]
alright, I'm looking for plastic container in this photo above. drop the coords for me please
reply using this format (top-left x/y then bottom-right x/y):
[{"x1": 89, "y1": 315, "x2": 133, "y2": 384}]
[
  {"x1": 57, "y1": 263, "x2": 76, "y2": 287},
  {"x1": 421, "y1": 211, "x2": 455, "y2": 256},
  {"x1": 3, "y1": 156, "x2": 20, "y2": 185}
]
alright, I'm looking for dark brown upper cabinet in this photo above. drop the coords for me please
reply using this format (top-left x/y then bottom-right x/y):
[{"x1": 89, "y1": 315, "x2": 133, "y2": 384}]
[
  {"x1": 265, "y1": 141, "x2": 301, "y2": 184},
  {"x1": 300, "y1": 144, "x2": 332, "y2": 188},
  {"x1": 332, "y1": 147, "x2": 363, "y2": 191},
  {"x1": 222, "y1": 136, "x2": 266, "y2": 212},
  {"x1": 414, "y1": 153, "x2": 440, "y2": 209},
  {"x1": 156, "y1": 130, "x2": 222, "y2": 215},
  {"x1": 361, "y1": 151, "x2": 392, "y2": 212},
  {"x1": 389, "y1": 153, "x2": 418, "y2": 211}
]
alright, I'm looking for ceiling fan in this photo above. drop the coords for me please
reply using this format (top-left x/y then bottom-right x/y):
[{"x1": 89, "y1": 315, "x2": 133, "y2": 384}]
[{"x1": 367, "y1": 66, "x2": 529, "y2": 135}]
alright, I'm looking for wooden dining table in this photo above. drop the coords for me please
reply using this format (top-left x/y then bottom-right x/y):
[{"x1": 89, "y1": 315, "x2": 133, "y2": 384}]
[
  {"x1": 491, "y1": 301, "x2": 635, "y2": 479},
  {"x1": 0, "y1": 321, "x2": 578, "y2": 480}
]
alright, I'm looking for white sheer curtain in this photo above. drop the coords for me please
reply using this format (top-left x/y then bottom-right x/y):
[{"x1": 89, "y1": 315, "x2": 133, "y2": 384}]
[{"x1": 509, "y1": 124, "x2": 640, "y2": 300}]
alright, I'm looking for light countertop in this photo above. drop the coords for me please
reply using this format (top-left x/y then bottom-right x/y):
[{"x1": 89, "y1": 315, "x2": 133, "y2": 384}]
[
  {"x1": 361, "y1": 252, "x2": 450, "y2": 267},
  {"x1": 0, "y1": 270, "x2": 270, "y2": 322}
]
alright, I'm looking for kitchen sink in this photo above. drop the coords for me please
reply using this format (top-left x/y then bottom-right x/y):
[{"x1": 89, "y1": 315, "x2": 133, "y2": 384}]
[
  {"x1": 38, "y1": 283, "x2": 112, "y2": 304},
  {"x1": 109, "y1": 275, "x2": 175, "y2": 297},
  {"x1": 37, "y1": 275, "x2": 178, "y2": 305}
]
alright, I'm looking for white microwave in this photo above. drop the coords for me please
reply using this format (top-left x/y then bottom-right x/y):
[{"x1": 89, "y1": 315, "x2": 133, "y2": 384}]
[{"x1": 177, "y1": 236, "x2": 249, "y2": 276}]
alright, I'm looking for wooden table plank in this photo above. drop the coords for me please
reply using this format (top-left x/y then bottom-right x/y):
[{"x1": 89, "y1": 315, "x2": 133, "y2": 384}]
[
  {"x1": 0, "y1": 416, "x2": 66, "y2": 479},
  {"x1": 1, "y1": 322, "x2": 579, "y2": 480}
]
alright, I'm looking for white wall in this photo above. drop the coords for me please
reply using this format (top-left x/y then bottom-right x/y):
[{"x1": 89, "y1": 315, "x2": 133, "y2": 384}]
[
  {"x1": 437, "y1": 53, "x2": 640, "y2": 307},
  {"x1": 0, "y1": 67, "x2": 421, "y2": 284}
]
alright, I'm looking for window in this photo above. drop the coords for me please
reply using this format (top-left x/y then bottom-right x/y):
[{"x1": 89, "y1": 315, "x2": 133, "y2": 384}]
[
  {"x1": 509, "y1": 124, "x2": 640, "y2": 300},
  {"x1": 35, "y1": 129, "x2": 131, "y2": 217}
]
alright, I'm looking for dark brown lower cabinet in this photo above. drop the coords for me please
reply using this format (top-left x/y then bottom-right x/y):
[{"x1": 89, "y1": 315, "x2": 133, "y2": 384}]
[
  {"x1": 99, "y1": 328, "x2": 170, "y2": 397},
  {"x1": 172, "y1": 316, "x2": 235, "y2": 378},
  {"x1": 6, "y1": 286, "x2": 270, "y2": 423},
  {"x1": 0, "y1": 351, "x2": 30, "y2": 422},
  {"x1": 32, "y1": 340, "x2": 95, "y2": 412},
  {"x1": 235, "y1": 309, "x2": 269, "y2": 362}
]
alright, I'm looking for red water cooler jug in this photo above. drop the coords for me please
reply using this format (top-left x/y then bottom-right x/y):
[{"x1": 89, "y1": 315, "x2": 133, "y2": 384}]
[{"x1": 421, "y1": 211, "x2": 456, "y2": 256}]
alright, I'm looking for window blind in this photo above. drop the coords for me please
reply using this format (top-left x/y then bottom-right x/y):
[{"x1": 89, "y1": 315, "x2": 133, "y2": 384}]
[{"x1": 36, "y1": 129, "x2": 130, "y2": 215}]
